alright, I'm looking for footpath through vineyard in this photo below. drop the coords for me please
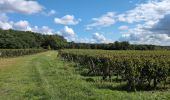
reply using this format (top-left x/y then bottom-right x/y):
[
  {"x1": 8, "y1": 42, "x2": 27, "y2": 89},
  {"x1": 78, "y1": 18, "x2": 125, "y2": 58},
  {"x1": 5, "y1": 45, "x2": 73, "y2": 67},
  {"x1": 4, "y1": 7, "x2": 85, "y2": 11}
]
[{"x1": 0, "y1": 51, "x2": 169, "y2": 100}]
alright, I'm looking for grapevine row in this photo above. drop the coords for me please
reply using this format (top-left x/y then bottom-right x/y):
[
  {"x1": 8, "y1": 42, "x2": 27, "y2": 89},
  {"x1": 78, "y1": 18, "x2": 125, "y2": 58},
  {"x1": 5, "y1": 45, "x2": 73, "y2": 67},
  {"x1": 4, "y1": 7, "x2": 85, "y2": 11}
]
[{"x1": 59, "y1": 49, "x2": 170, "y2": 91}]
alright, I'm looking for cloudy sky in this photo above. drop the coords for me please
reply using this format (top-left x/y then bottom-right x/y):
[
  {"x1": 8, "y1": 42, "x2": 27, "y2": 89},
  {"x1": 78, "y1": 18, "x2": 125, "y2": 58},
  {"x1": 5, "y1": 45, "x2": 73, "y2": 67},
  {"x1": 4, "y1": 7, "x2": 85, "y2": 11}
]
[{"x1": 0, "y1": 0, "x2": 170, "y2": 45}]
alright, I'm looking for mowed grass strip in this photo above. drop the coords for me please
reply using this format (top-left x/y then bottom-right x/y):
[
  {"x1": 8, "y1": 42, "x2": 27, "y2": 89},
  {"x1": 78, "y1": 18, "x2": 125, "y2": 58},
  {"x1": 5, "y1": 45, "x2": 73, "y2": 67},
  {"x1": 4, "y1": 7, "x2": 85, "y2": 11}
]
[
  {"x1": 0, "y1": 52, "x2": 51, "y2": 100},
  {"x1": 0, "y1": 51, "x2": 169, "y2": 100}
]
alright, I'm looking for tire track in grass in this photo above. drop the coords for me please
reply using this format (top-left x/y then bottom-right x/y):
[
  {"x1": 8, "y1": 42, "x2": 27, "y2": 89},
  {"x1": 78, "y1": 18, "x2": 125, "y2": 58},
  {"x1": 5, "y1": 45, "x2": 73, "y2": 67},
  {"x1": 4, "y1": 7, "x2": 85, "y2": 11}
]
[
  {"x1": 33, "y1": 60, "x2": 51, "y2": 99},
  {"x1": 23, "y1": 53, "x2": 52, "y2": 100},
  {"x1": 26, "y1": 51, "x2": 57, "y2": 100}
]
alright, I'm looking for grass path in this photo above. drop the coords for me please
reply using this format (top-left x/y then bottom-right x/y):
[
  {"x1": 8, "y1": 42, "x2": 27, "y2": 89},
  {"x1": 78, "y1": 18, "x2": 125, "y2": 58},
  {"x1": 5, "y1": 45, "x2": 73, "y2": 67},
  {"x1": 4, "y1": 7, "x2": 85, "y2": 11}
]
[{"x1": 0, "y1": 51, "x2": 169, "y2": 100}]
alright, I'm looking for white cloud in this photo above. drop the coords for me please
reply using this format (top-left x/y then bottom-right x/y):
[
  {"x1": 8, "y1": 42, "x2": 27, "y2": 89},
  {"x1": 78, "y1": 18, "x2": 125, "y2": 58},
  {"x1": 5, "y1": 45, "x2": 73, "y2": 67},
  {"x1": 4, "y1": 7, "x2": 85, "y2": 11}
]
[
  {"x1": 57, "y1": 26, "x2": 76, "y2": 41},
  {"x1": 120, "y1": 23, "x2": 170, "y2": 45},
  {"x1": 93, "y1": 33, "x2": 106, "y2": 43},
  {"x1": 54, "y1": 15, "x2": 81, "y2": 25},
  {"x1": 149, "y1": 14, "x2": 170, "y2": 36},
  {"x1": 121, "y1": 32, "x2": 170, "y2": 46},
  {"x1": 0, "y1": 0, "x2": 55, "y2": 35},
  {"x1": 86, "y1": 12, "x2": 116, "y2": 29},
  {"x1": 92, "y1": 32, "x2": 114, "y2": 43},
  {"x1": 40, "y1": 26, "x2": 54, "y2": 35},
  {"x1": 13, "y1": 20, "x2": 32, "y2": 31},
  {"x1": 117, "y1": 0, "x2": 170, "y2": 24},
  {"x1": 86, "y1": 0, "x2": 170, "y2": 30},
  {"x1": 0, "y1": 21, "x2": 13, "y2": 30},
  {"x1": 43, "y1": 9, "x2": 56, "y2": 16},
  {"x1": 118, "y1": 25, "x2": 129, "y2": 30},
  {"x1": 119, "y1": 0, "x2": 170, "y2": 45},
  {"x1": 0, "y1": 13, "x2": 56, "y2": 35},
  {"x1": 32, "y1": 26, "x2": 55, "y2": 35},
  {"x1": 0, "y1": 13, "x2": 13, "y2": 30},
  {"x1": 0, "y1": 0, "x2": 43, "y2": 14},
  {"x1": 60, "y1": 26, "x2": 76, "y2": 37}
]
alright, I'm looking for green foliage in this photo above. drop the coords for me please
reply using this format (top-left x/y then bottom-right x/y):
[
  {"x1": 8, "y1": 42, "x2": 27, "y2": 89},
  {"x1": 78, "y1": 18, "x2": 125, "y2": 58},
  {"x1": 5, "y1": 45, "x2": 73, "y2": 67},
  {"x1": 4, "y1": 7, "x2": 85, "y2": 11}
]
[
  {"x1": 41, "y1": 35, "x2": 68, "y2": 49},
  {"x1": 0, "y1": 29, "x2": 67, "y2": 49},
  {"x1": 59, "y1": 49, "x2": 170, "y2": 91}
]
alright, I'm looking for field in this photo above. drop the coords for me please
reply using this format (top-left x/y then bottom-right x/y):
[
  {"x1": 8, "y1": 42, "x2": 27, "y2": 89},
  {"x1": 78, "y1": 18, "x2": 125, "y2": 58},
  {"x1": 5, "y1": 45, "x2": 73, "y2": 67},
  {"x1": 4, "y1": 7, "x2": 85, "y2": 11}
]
[{"x1": 0, "y1": 50, "x2": 170, "y2": 100}]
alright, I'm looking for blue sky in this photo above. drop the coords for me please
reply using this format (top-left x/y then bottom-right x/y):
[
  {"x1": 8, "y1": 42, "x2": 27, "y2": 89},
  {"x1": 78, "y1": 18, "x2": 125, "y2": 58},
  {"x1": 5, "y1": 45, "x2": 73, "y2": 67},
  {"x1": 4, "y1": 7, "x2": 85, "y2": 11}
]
[{"x1": 0, "y1": 0, "x2": 170, "y2": 45}]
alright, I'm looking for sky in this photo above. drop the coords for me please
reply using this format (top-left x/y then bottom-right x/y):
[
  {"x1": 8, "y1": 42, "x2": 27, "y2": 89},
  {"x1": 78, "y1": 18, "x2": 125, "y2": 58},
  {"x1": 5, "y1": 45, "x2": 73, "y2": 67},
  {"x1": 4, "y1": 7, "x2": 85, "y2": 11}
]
[{"x1": 0, "y1": 0, "x2": 170, "y2": 45}]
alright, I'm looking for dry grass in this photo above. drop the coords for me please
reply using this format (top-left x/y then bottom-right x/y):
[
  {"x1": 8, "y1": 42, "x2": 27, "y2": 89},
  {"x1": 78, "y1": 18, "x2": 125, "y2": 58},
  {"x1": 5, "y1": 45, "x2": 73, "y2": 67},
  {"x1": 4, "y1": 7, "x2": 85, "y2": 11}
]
[{"x1": 0, "y1": 58, "x2": 18, "y2": 69}]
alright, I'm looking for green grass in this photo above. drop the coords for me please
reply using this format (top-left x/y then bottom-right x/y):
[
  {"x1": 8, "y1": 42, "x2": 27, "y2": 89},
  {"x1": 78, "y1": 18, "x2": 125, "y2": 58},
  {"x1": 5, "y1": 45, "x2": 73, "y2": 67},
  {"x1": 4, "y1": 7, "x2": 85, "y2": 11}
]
[{"x1": 0, "y1": 51, "x2": 169, "y2": 100}]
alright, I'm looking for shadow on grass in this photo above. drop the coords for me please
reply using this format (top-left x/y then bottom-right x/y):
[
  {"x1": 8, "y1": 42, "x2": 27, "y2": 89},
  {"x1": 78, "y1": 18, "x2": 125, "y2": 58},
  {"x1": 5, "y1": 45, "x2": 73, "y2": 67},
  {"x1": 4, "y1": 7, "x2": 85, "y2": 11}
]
[
  {"x1": 83, "y1": 77, "x2": 170, "y2": 92},
  {"x1": 94, "y1": 82, "x2": 129, "y2": 92},
  {"x1": 94, "y1": 82, "x2": 169, "y2": 92}
]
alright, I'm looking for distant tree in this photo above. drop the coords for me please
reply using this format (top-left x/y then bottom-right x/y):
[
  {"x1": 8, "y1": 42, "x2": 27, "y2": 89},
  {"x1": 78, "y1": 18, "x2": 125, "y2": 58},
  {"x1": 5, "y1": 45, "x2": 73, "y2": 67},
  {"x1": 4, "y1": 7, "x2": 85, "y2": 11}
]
[{"x1": 0, "y1": 29, "x2": 67, "y2": 49}]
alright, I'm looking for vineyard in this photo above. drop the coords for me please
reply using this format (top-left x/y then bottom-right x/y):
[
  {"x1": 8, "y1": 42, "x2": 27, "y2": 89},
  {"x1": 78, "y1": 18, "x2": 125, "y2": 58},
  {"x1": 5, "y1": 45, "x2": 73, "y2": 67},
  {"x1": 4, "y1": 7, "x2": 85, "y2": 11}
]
[
  {"x1": 0, "y1": 51, "x2": 170, "y2": 99},
  {"x1": 0, "y1": 49, "x2": 47, "y2": 57},
  {"x1": 59, "y1": 49, "x2": 170, "y2": 91}
]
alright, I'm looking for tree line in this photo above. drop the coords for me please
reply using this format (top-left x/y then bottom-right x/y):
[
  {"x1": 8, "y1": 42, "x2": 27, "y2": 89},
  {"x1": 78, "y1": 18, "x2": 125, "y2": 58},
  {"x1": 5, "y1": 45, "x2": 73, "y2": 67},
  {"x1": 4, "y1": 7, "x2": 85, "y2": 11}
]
[
  {"x1": 67, "y1": 42, "x2": 157, "y2": 50},
  {"x1": 0, "y1": 29, "x2": 169, "y2": 50}
]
